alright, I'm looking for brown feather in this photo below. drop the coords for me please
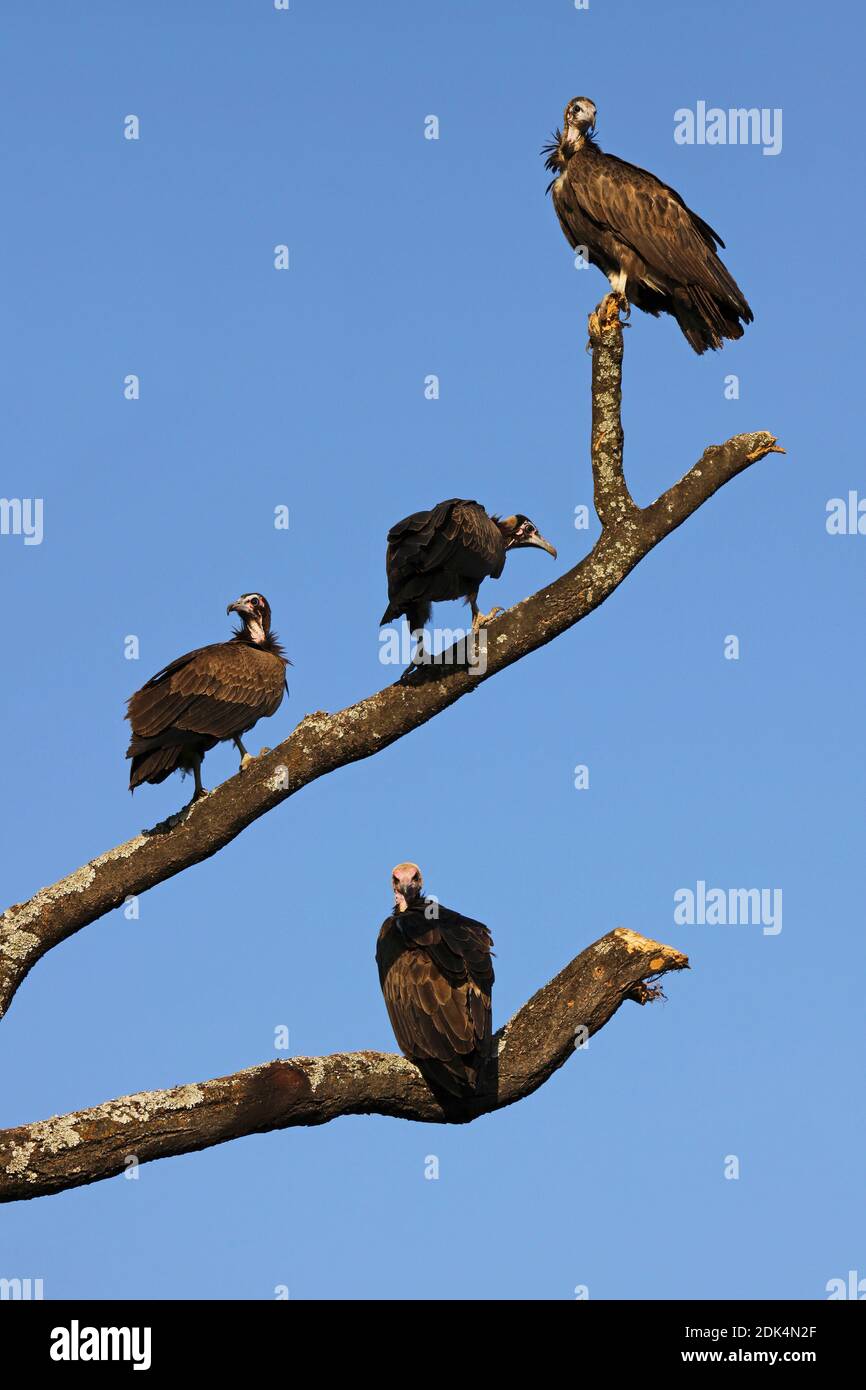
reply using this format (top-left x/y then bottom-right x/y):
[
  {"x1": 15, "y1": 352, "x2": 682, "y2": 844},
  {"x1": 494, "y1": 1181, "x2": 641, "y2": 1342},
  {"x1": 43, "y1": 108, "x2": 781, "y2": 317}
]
[
  {"x1": 126, "y1": 619, "x2": 287, "y2": 792},
  {"x1": 380, "y1": 499, "x2": 506, "y2": 627},
  {"x1": 376, "y1": 900, "x2": 494, "y2": 1096},
  {"x1": 548, "y1": 129, "x2": 752, "y2": 354}
]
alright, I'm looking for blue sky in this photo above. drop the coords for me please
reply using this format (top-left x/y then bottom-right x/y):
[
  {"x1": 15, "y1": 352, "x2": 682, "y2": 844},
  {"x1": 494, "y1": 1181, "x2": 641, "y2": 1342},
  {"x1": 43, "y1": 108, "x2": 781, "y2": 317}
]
[{"x1": 1, "y1": 0, "x2": 863, "y2": 1299}]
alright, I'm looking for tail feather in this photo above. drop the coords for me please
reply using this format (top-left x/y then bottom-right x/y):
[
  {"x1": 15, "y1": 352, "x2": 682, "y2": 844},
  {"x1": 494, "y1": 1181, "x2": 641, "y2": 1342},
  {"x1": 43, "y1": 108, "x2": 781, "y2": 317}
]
[
  {"x1": 673, "y1": 284, "x2": 751, "y2": 354},
  {"x1": 380, "y1": 601, "x2": 430, "y2": 632},
  {"x1": 128, "y1": 743, "x2": 184, "y2": 791},
  {"x1": 416, "y1": 1055, "x2": 483, "y2": 1099}
]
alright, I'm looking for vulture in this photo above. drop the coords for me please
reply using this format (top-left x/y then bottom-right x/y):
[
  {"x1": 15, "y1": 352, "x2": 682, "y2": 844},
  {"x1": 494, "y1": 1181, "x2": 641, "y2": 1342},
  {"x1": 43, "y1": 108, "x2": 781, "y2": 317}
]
[
  {"x1": 380, "y1": 498, "x2": 556, "y2": 658},
  {"x1": 376, "y1": 863, "x2": 495, "y2": 1098},
  {"x1": 544, "y1": 97, "x2": 753, "y2": 353},
  {"x1": 125, "y1": 593, "x2": 288, "y2": 801}
]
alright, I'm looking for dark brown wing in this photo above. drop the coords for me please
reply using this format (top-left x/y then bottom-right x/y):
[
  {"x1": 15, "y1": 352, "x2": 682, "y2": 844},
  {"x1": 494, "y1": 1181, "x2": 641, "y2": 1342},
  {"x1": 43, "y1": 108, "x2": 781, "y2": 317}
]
[
  {"x1": 420, "y1": 904, "x2": 494, "y2": 994},
  {"x1": 376, "y1": 903, "x2": 494, "y2": 1095},
  {"x1": 127, "y1": 642, "x2": 286, "y2": 744},
  {"x1": 381, "y1": 499, "x2": 505, "y2": 623},
  {"x1": 562, "y1": 145, "x2": 750, "y2": 316}
]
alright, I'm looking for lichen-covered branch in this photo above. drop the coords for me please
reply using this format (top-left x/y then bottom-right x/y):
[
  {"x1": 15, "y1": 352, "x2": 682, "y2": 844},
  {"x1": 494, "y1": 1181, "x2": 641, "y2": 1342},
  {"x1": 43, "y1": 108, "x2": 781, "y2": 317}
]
[
  {"x1": 0, "y1": 304, "x2": 781, "y2": 1022},
  {"x1": 589, "y1": 294, "x2": 638, "y2": 527},
  {"x1": 0, "y1": 928, "x2": 688, "y2": 1203}
]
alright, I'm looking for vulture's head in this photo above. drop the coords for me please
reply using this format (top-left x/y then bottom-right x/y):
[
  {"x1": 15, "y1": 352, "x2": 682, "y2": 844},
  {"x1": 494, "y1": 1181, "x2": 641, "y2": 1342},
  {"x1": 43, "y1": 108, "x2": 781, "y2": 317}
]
[
  {"x1": 543, "y1": 97, "x2": 597, "y2": 175},
  {"x1": 497, "y1": 515, "x2": 558, "y2": 560},
  {"x1": 392, "y1": 861, "x2": 423, "y2": 913},
  {"x1": 227, "y1": 592, "x2": 272, "y2": 645},
  {"x1": 564, "y1": 96, "x2": 597, "y2": 142}
]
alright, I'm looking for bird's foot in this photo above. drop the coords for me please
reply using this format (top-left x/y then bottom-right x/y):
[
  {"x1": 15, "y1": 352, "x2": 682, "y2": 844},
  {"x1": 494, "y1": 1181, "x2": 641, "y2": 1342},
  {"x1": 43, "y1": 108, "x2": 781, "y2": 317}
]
[
  {"x1": 589, "y1": 292, "x2": 630, "y2": 344},
  {"x1": 239, "y1": 746, "x2": 271, "y2": 770},
  {"x1": 611, "y1": 290, "x2": 630, "y2": 320},
  {"x1": 471, "y1": 606, "x2": 504, "y2": 635},
  {"x1": 189, "y1": 786, "x2": 210, "y2": 804},
  {"x1": 399, "y1": 661, "x2": 433, "y2": 685}
]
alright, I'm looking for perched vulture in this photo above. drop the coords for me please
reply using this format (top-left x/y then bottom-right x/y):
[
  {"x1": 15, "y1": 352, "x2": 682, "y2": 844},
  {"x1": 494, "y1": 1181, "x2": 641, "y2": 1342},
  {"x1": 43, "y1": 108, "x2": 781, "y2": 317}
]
[
  {"x1": 544, "y1": 97, "x2": 753, "y2": 353},
  {"x1": 380, "y1": 498, "x2": 556, "y2": 655},
  {"x1": 125, "y1": 593, "x2": 288, "y2": 801},
  {"x1": 376, "y1": 862, "x2": 495, "y2": 1098}
]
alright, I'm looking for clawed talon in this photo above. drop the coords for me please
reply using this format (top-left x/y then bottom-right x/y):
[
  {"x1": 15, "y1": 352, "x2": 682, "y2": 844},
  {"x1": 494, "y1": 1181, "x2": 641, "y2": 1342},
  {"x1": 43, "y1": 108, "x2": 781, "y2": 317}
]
[
  {"x1": 399, "y1": 658, "x2": 439, "y2": 685},
  {"x1": 471, "y1": 606, "x2": 504, "y2": 634},
  {"x1": 599, "y1": 291, "x2": 629, "y2": 326},
  {"x1": 239, "y1": 745, "x2": 270, "y2": 770},
  {"x1": 589, "y1": 292, "x2": 631, "y2": 348}
]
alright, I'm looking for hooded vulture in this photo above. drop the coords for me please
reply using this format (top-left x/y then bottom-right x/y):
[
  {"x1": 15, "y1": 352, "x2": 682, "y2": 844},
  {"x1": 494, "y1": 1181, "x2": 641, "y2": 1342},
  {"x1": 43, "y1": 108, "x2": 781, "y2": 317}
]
[
  {"x1": 125, "y1": 593, "x2": 288, "y2": 801},
  {"x1": 376, "y1": 863, "x2": 495, "y2": 1098},
  {"x1": 544, "y1": 97, "x2": 753, "y2": 353},
  {"x1": 380, "y1": 498, "x2": 556, "y2": 656}
]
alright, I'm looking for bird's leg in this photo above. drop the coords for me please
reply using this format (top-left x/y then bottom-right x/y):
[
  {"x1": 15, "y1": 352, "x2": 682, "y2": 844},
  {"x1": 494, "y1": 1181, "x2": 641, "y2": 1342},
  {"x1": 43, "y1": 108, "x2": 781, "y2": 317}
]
[
  {"x1": 410, "y1": 626, "x2": 428, "y2": 668},
  {"x1": 606, "y1": 269, "x2": 630, "y2": 319},
  {"x1": 398, "y1": 625, "x2": 437, "y2": 684},
  {"x1": 469, "y1": 593, "x2": 480, "y2": 634},
  {"x1": 589, "y1": 287, "x2": 630, "y2": 346},
  {"x1": 190, "y1": 755, "x2": 207, "y2": 802},
  {"x1": 234, "y1": 734, "x2": 254, "y2": 770},
  {"x1": 469, "y1": 594, "x2": 504, "y2": 635},
  {"x1": 235, "y1": 735, "x2": 271, "y2": 768}
]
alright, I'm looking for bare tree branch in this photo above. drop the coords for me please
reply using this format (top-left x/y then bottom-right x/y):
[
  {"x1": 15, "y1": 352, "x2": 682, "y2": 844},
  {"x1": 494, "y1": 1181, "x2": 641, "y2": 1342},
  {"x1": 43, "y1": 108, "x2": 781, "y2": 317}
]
[
  {"x1": 0, "y1": 299, "x2": 781, "y2": 1021},
  {"x1": 0, "y1": 928, "x2": 688, "y2": 1202}
]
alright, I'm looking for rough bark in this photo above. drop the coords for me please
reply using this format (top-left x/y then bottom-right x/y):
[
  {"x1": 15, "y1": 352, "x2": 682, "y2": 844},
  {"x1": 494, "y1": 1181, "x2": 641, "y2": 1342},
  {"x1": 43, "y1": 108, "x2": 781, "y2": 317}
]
[
  {"x1": 590, "y1": 295, "x2": 637, "y2": 527},
  {"x1": 0, "y1": 927, "x2": 688, "y2": 1202},
  {"x1": 0, "y1": 297, "x2": 782, "y2": 1021}
]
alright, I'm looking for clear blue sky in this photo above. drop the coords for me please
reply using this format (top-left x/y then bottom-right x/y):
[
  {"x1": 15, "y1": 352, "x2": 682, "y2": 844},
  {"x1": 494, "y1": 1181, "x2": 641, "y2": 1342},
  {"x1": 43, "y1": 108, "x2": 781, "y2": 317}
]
[{"x1": 1, "y1": 0, "x2": 863, "y2": 1300}]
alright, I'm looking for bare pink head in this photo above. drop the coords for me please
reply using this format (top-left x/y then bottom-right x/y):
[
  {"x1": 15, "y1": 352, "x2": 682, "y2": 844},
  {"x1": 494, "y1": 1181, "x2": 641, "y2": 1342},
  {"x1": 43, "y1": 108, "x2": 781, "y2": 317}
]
[{"x1": 391, "y1": 861, "x2": 423, "y2": 912}]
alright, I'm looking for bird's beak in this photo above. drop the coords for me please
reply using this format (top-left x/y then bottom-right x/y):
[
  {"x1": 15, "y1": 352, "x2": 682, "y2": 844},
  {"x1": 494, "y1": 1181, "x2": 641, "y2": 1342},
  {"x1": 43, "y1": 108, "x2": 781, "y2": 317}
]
[
  {"x1": 227, "y1": 598, "x2": 253, "y2": 617},
  {"x1": 525, "y1": 533, "x2": 557, "y2": 559}
]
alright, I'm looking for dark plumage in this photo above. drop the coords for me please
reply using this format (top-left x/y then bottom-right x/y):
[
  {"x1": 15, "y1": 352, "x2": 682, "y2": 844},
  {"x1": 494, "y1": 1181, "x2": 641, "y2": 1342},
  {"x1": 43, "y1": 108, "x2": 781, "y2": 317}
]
[
  {"x1": 380, "y1": 499, "x2": 556, "y2": 653},
  {"x1": 125, "y1": 592, "x2": 288, "y2": 801},
  {"x1": 544, "y1": 97, "x2": 753, "y2": 353},
  {"x1": 376, "y1": 863, "x2": 495, "y2": 1097}
]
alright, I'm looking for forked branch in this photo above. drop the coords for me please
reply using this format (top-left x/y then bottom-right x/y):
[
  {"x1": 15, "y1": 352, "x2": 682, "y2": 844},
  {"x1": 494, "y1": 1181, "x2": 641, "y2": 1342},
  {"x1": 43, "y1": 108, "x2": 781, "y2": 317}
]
[{"x1": 0, "y1": 298, "x2": 781, "y2": 1021}]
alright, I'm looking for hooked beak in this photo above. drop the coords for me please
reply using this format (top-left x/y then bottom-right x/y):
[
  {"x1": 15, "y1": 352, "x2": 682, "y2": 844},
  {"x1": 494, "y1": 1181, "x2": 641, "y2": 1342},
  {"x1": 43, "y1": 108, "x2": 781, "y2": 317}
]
[
  {"x1": 392, "y1": 866, "x2": 423, "y2": 909},
  {"x1": 394, "y1": 880, "x2": 421, "y2": 900},
  {"x1": 524, "y1": 532, "x2": 558, "y2": 560},
  {"x1": 227, "y1": 598, "x2": 254, "y2": 617}
]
